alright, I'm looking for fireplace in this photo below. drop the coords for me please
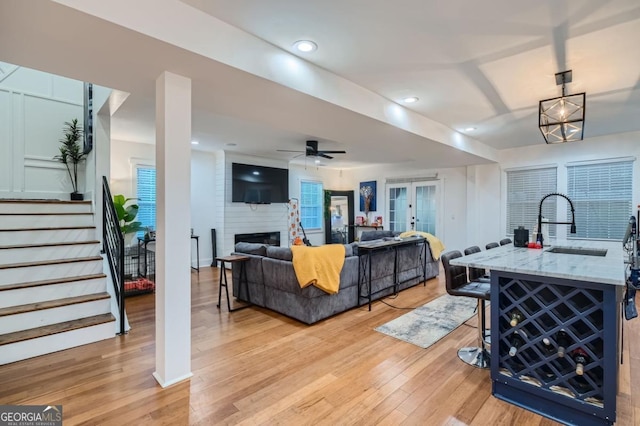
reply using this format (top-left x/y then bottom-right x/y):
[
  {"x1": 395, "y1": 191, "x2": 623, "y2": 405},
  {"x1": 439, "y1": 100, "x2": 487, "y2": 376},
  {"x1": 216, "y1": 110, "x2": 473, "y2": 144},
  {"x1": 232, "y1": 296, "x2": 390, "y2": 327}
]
[{"x1": 235, "y1": 231, "x2": 281, "y2": 246}]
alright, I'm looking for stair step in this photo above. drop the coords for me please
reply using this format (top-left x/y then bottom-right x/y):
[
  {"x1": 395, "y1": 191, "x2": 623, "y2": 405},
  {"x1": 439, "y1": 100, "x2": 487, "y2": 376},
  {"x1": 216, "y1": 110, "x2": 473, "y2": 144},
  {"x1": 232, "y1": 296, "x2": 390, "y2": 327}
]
[
  {"x1": 0, "y1": 292, "x2": 110, "y2": 317},
  {"x1": 0, "y1": 256, "x2": 103, "y2": 286},
  {"x1": 0, "y1": 313, "x2": 114, "y2": 346},
  {"x1": 0, "y1": 255, "x2": 103, "y2": 270},
  {"x1": 0, "y1": 240, "x2": 100, "y2": 250},
  {"x1": 0, "y1": 199, "x2": 92, "y2": 214},
  {"x1": 0, "y1": 226, "x2": 96, "y2": 245},
  {"x1": 0, "y1": 213, "x2": 94, "y2": 229},
  {"x1": 0, "y1": 241, "x2": 101, "y2": 263},
  {"x1": 0, "y1": 273, "x2": 107, "y2": 292}
]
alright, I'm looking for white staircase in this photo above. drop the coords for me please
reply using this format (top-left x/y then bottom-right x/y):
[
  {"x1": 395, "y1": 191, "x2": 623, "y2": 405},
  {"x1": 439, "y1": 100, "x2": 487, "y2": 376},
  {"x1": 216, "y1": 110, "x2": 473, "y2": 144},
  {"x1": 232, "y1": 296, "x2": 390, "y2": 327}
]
[{"x1": 0, "y1": 199, "x2": 116, "y2": 365}]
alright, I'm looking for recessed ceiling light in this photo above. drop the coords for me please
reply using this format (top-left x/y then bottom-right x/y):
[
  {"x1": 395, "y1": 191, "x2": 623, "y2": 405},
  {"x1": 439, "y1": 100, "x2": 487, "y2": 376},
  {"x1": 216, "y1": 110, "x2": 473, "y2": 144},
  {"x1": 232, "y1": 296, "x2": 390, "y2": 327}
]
[
  {"x1": 191, "y1": 140, "x2": 199, "y2": 145},
  {"x1": 465, "y1": 127, "x2": 476, "y2": 132},
  {"x1": 252, "y1": 171, "x2": 260, "y2": 176},
  {"x1": 293, "y1": 40, "x2": 318, "y2": 53},
  {"x1": 225, "y1": 143, "x2": 237, "y2": 147},
  {"x1": 403, "y1": 96, "x2": 419, "y2": 103}
]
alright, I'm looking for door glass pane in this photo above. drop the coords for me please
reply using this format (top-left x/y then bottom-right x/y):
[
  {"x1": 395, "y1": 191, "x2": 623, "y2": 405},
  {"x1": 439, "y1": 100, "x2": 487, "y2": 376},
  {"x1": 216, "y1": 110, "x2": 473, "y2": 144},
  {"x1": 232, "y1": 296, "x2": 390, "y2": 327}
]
[
  {"x1": 415, "y1": 185, "x2": 436, "y2": 234},
  {"x1": 388, "y1": 187, "x2": 407, "y2": 232}
]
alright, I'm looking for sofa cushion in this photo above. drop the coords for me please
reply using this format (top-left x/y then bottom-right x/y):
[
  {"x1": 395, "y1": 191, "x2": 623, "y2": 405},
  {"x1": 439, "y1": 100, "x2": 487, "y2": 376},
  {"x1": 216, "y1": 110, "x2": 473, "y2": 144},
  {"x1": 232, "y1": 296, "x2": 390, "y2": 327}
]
[
  {"x1": 234, "y1": 242, "x2": 268, "y2": 256},
  {"x1": 266, "y1": 246, "x2": 293, "y2": 261},
  {"x1": 360, "y1": 230, "x2": 398, "y2": 241}
]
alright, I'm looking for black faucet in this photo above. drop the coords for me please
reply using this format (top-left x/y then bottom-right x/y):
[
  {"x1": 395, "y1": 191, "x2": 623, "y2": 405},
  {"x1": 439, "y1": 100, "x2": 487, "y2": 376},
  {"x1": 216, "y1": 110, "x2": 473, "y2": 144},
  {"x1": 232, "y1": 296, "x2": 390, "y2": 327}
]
[{"x1": 537, "y1": 192, "x2": 577, "y2": 248}]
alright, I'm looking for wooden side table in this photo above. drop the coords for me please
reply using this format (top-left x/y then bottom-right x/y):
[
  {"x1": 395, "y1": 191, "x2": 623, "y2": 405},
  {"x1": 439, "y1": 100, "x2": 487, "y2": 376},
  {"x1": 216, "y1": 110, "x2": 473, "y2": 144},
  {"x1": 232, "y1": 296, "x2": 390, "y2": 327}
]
[{"x1": 216, "y1": 254, "x2": 250, "y2": 312}]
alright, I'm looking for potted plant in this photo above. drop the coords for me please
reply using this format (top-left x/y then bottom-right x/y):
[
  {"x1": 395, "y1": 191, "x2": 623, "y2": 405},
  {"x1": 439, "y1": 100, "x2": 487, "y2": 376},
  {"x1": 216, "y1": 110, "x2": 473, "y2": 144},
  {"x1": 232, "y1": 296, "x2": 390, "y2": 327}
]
[
  {"x1": 54, "y1": 118, "x2": 87, "y2": 200},
  {"x1": 113, "y1": 194, "x2": 145, "y2": 244}
]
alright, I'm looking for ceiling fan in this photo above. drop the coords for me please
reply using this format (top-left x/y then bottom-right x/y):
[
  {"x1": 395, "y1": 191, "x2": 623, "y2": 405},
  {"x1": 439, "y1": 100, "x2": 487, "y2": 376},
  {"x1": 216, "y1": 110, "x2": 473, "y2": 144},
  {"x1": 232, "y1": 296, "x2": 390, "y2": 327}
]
[{"x1": 278, "y1": 140, "x2": 346, "y2": 159}]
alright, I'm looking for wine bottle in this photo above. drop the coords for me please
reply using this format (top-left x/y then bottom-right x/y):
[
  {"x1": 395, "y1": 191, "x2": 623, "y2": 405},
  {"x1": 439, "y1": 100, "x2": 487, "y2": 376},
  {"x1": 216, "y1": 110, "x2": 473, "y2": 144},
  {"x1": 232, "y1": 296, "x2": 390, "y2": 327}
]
[
  {"x1": 540, "y1": 336, "x2": 555, "y2": 356},
  {"x1": 508, "y1": 330, "x2": 527, "y2": 357},
  {"x1": 556, "y1": 330, "x2": 571, "y2": 358},
  {"x1": 571, "y1": 348, "x2": 590, "y2": 375},
  {"x1": 509, "y1": 310, "x2": 524, "y2": 327}
]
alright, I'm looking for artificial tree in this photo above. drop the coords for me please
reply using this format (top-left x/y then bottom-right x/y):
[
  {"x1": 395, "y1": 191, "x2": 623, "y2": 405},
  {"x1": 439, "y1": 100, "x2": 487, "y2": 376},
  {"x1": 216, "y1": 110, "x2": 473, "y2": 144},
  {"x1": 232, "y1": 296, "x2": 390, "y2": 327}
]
[{"x1": 54, "y1": 118, "x2": 86, "y2": 200}]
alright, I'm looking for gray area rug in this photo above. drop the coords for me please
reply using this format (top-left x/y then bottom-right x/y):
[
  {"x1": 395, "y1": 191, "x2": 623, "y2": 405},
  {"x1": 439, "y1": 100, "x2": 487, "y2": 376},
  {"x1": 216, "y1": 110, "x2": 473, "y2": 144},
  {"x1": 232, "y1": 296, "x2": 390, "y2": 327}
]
[{"x1": 375, "y1": 294, "x2": 478, "y2": 349}]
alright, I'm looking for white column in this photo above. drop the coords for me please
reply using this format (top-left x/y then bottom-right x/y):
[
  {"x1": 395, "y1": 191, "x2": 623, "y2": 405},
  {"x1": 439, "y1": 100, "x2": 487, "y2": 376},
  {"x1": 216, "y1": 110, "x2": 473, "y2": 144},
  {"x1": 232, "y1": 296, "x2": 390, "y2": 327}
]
[{"x1": 153, "y1": 71, "x2": 192, "y2": 387}]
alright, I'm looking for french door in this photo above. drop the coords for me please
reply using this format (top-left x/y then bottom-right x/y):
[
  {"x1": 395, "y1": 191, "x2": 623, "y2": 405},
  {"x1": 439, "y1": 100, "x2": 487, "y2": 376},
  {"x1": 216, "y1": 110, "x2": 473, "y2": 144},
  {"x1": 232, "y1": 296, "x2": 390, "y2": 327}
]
[{"x1": 386, "y1": 181, "x2": 441, "y2": 236}]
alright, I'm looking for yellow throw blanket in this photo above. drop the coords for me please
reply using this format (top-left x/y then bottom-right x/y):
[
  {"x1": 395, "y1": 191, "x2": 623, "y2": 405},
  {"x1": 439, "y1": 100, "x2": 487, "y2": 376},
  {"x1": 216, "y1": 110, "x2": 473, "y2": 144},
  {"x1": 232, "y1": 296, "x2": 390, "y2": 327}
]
[
  {"x1": 291, "y1": 244, "x2": 345, "y2": 294},
  {"x1": 398, "y1": 231, "x2": 446, "y2": 260}
]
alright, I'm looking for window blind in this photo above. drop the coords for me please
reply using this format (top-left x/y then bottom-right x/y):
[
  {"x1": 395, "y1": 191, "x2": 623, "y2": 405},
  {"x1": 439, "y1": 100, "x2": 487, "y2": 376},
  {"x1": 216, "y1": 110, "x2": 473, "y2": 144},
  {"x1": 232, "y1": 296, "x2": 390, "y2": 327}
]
[
  {"x1": 506, "y1": 167, "x2": 557, "y2": 236},
  {"x1": 300, "y1": 180, "x2": 323, "y2": 230},
  {"x1": 136, "y1": 167, "x2": 156, "y2": 237},
  {"x1": 567, "y1": 160, "x2": 633, "y2": 240}
]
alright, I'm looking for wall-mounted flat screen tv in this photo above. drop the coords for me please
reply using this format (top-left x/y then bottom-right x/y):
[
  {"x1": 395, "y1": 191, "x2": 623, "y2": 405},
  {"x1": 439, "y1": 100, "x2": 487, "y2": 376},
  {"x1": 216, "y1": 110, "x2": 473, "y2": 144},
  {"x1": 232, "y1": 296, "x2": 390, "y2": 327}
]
[{"x1": 232, "y1": 163, "x2": 289, "y2": 204}]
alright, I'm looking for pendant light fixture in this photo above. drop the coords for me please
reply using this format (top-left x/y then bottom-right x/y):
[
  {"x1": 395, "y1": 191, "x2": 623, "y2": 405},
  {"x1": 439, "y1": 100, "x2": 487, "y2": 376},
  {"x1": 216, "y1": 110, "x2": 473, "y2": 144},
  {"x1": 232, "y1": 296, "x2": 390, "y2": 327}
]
[{"x1": 539, "y1": 70, "x2": 586, "y2": 144}]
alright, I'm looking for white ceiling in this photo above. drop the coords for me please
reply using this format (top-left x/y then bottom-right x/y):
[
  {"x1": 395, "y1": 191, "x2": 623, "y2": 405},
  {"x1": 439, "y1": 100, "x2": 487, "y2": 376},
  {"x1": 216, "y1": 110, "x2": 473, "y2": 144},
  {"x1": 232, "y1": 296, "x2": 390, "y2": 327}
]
[{"x1": 1, "y1": 0, "x2": 639, "y2": 169}]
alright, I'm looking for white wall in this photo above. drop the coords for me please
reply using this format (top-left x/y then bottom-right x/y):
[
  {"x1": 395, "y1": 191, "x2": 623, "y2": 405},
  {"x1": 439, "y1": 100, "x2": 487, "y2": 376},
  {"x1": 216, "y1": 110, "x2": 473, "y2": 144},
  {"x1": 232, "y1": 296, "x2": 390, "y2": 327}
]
[
  {"x1": 0, "y1": 62, "x2": 84, "y2": 199},
  {"x1": 474, "y1": 131, "x2": 640, "y2": 247},
  {"x1": 348, "y1": 164, "x2": 469, "y2": 251},
  {"x1": 110, "y1": 139, "x2": 219, "y2": 266}
]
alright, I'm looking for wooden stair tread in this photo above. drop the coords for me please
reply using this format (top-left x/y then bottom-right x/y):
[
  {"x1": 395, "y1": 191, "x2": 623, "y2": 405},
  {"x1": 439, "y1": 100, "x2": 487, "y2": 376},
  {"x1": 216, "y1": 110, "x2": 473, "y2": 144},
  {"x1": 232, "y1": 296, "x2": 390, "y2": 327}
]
[
  {"x1": 0, "y1": 255, "x2": 102, "y2": 270},
  {"x1": 0, "y1": 273, "x2": 107, "y2": 291},
  {"x1": 0, "y1": 226, "x2": 95, "y2": 232},
  {"x1": 0, "y1": 313, "x2": 114, "y2": 346},
  {"x1": 0, "y1": 240, "x2": 100, "y2": 250},
  {"x1": 0, "y1": 199, "x2": 90, "y2": 204},
  {"x1": 0, "y1": 292, "x2": 110, "y2": 317}
]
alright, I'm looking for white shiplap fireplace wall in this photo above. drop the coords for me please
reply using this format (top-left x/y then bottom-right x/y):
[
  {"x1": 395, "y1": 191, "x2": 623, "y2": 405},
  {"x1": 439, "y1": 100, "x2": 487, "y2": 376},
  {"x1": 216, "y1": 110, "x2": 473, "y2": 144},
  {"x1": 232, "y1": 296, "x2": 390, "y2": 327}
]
[{"x1": 220, "y1": 153, "x2": 290, "y2": 258}]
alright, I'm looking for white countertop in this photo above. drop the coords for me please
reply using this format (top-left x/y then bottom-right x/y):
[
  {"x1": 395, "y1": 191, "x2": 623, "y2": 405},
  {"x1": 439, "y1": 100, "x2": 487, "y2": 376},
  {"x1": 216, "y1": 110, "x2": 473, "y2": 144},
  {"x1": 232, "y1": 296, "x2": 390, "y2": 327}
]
[{"x1": 450, "y1": 240, "x2": 626, "y2": 286}]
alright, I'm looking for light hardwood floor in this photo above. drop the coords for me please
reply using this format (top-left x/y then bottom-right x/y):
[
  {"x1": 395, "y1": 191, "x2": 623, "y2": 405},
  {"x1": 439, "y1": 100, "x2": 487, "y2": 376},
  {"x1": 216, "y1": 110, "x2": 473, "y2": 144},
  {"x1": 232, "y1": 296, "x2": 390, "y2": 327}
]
[{"x1": 0, "y1": 267, "x2": 638, "y2": 425}]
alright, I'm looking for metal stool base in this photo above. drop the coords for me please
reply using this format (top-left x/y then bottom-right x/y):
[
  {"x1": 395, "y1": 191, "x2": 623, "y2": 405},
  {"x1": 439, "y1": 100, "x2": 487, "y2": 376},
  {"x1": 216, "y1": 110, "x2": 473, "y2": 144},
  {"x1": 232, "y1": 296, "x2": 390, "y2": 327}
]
[{"x1": 457, "y1": 346, "x2": 490, "y2": 369}]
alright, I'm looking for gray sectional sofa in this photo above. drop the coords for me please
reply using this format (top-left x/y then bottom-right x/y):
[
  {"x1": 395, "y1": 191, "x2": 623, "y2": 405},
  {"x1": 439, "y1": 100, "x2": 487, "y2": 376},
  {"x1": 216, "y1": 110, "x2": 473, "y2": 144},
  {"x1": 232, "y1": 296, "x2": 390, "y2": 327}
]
[{"x1": 232, "y1": 230, "x2": 439, "y2": 324}]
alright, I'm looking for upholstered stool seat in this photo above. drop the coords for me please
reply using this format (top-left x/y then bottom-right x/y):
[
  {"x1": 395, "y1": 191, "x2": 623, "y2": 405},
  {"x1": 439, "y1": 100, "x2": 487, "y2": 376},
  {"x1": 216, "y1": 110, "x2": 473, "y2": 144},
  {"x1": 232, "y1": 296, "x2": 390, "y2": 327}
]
[{"x1": 441, "y1": 250, "x2": 491, "y2": 369}]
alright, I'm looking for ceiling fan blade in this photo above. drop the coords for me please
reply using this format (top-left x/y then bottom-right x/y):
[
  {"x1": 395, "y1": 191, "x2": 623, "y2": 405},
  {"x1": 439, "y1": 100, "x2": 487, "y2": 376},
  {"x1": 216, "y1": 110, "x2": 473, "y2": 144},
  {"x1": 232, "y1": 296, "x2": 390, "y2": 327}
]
[
  {"x1": 319, "y1": 153, "x2": 333, "y2": 159},
  {"x1": 318, "y1": 150, "x2": 346, "y2": 154}
]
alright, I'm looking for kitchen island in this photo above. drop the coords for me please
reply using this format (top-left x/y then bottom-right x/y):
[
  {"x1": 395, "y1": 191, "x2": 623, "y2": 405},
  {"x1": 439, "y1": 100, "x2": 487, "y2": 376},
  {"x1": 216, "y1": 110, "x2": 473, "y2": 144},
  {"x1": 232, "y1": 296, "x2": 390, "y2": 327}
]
[{"x1": 451, "y1": 240, "x2": 625, "y2": 426}]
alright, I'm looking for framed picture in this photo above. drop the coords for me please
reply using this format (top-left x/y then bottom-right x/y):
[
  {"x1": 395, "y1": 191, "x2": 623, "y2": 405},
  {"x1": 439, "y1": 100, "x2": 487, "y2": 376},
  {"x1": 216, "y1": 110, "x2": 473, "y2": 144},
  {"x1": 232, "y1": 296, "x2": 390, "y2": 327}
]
[
  {"x1": 83, "y1": 82, "x2": 93, "y2": 154},
  {"x1": 359, "y1": 180, "x2": 377, "y2": 212}
]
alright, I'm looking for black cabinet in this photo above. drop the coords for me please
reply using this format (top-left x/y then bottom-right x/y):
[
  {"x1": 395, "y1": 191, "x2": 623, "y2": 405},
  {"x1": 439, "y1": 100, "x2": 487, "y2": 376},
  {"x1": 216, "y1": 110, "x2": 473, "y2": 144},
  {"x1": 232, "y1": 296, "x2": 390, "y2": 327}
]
[{"x1": 491, "y1": 271, "x2": 621, "y2": 426}]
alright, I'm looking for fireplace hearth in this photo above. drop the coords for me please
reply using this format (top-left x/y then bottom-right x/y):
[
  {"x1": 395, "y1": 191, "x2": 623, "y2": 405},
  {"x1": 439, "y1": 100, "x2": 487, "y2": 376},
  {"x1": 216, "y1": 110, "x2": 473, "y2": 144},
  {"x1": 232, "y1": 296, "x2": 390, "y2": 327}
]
[{"x1": 235, "y1": 231, "x2": 281, "y2": 246}]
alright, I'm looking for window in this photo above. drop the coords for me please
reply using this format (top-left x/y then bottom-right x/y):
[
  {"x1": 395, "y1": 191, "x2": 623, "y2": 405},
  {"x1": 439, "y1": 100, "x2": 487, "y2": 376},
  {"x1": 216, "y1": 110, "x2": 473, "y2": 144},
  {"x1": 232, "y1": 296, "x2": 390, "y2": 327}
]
[
  {"x1": 136, "y1": 166, "x2": 156, "y2": 237},
  {"x1": 567, "y1": 160, "x2": 633, "y2": 240},
  {"x1": 506, "y1": 167, "x2": 557, "y2": 236},
  {"x1": 300, "y1": 180, "x2": 323, "y2": 230}
]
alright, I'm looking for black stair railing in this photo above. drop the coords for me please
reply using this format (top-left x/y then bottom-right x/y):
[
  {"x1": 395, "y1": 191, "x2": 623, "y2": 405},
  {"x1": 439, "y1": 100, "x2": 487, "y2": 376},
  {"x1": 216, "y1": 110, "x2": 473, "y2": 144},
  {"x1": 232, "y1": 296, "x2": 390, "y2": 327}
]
[{"x1": 102, "y1": 176, "x2": 125, "y2": 335}]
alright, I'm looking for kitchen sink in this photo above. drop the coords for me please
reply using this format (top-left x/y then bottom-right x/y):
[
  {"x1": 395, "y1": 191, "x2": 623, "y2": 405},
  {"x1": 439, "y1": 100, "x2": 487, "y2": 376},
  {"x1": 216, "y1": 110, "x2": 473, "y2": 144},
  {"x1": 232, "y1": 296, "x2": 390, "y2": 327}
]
[{"x1": 545, "y1": 246, "x2": 608, "y2": 257}]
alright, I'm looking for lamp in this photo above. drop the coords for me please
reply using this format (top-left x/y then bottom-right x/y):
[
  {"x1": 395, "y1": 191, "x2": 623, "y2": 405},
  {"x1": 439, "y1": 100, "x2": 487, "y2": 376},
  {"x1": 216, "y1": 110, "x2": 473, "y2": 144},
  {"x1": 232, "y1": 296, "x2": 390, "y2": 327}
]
[{"x1": 538, "y1": 70, "x2": 585, "y2": 144}]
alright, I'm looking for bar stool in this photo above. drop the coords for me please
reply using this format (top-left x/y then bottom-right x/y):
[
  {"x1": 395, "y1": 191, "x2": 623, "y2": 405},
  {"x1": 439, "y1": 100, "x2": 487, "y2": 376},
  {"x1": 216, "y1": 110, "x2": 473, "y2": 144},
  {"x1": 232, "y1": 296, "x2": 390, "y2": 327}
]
[
  {"x1": 464, "y1": 246, "x2": 490, "y2": 282},
  {"x1": 441, "y1": 250, "x2": 491, "y2": 369},
  {"x1": 216, "y1": 254, "x2": 251, "y2": 312},
  {"x1": 499, "y1": 238, "x2": 512, "y2": 246},
  {"x1": 486, "y1": 242, "x2": 499, "y2": 250}
]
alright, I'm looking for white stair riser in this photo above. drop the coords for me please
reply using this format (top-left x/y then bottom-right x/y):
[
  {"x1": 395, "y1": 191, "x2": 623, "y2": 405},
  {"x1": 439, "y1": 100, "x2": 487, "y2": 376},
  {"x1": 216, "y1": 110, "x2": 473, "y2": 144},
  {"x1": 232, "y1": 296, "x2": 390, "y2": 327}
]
[
  {"x1": 0, "y1": 298, "x2": 110, "y2": 334},
  {"x1": 0, "y1": 203, "x2": 92, "y2": 215},
  {"x1": 0, "y1": 228, "x2": 96, "y2": 245},
  {"x1": 0, "y1": 321, "x2": 114, "y2": 366},
  {"x1": 0, "y1": 214, "x2": 94, "y2": 229},
  {"x1": 0, "y1": 260, "x2": 103, "y2": 285},
  {"x1": 0, "y1": 278, "x2": 107, "y2": 309},
  {"x1": 0, "y1": 243, "x2": 100, "y2": 264}
]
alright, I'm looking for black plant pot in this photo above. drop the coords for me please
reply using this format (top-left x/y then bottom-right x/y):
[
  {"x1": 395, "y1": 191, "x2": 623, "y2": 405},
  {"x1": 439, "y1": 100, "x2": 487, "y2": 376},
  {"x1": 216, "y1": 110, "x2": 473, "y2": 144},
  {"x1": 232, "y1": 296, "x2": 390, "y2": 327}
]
[{"x1": 70, "y1": 192, "x2": 84, "y2": 201}]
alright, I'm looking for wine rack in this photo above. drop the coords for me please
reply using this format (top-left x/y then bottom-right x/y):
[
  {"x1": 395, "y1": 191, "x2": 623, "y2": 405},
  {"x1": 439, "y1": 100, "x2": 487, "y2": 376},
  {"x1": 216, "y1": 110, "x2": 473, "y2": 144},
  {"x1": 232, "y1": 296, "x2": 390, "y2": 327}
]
[{"x1": 491, "y1": 270, "x2": 620, "y2": 426}]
